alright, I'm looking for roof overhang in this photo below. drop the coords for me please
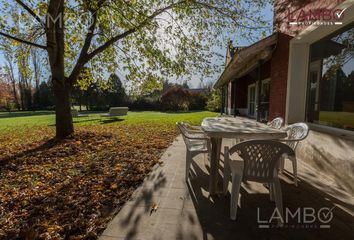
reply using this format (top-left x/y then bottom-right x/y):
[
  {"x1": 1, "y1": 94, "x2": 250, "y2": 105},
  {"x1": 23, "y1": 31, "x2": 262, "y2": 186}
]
[{"x1": 214, "y1": 33, "x2": 278, "y2": 88}]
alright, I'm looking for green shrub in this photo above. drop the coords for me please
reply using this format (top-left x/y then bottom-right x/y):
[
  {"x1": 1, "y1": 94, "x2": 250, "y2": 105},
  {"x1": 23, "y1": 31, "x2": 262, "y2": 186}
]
[{"x1": 206, "y1": 89, "x2": 221, "y2": 112}]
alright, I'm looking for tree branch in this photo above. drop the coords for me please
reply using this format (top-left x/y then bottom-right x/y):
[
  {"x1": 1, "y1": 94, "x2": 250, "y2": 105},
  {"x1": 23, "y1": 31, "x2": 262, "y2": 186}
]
[
  {"x1": 0, "y1": 31, "x2": 46, "y2": 49},
  {"x1": 68, "y1": 1, "x2": 106, "y2": 84},
  {"x1": 86, "y1": 0, "x2": 187, "y2": 63},
  {"x1": 15, "y1": 0, "x2": 45, "y2": 27},
  {"x1": 192, "y1": 1, "x2": 268, "y2": 28}
]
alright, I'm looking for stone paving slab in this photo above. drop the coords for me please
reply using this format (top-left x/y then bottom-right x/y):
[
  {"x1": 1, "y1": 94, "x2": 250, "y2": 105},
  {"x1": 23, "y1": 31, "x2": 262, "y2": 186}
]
[{"x1": 100, "y1": 136, "x2": 354, "y2": 240}]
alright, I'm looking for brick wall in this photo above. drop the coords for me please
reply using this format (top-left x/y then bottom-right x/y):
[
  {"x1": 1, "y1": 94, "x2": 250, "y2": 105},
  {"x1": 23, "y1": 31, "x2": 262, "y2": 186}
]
[{"x1": 269, "y1": 33, "x2": 293, "y2": 120}]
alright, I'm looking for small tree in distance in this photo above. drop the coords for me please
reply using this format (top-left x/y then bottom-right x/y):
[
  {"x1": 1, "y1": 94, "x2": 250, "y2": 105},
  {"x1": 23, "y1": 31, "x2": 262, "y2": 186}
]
[
  {"x1": 106, "y1": 74, "x2": 127, "y2": 107},
  {"x1": 206, "y1": 88, "x2": 221, "y2": 112}
]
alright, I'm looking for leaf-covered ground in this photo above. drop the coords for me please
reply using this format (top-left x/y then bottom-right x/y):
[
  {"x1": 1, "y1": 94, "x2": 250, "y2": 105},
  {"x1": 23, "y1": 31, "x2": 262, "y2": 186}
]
[{"x1": 0, "y1": 111, "x2": 217, "y2": 239}]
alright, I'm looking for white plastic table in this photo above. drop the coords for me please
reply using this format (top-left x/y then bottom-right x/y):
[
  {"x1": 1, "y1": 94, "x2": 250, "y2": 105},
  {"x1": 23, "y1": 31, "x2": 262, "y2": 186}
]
[{"x1": 201, "y1": 117, "x2": 287, "y2": 195}]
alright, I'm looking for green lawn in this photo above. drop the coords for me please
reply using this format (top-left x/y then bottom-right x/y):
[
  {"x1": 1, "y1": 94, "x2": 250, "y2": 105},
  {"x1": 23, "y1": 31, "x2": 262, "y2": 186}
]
[
  {"x1": 0, "y1": 110, "x2": 217, "y2": 239},
  {"x1": 0, "y1": 110, "x2": 218, "y2": 132}
]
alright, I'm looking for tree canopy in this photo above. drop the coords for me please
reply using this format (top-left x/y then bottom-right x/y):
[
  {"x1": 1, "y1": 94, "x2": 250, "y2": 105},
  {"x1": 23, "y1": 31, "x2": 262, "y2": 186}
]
[{"x1": 0, "y1": 0, "x2": 270, "y2": 86}]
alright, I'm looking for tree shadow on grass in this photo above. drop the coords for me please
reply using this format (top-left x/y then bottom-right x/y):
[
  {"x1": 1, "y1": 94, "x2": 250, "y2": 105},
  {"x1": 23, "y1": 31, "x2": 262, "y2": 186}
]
[
  {"x1": 0, "y1": 111, "x2": 54, "y2": 119},
  {"x1": 100, "y1": 118, "x2": 125, "y2": 124},
  {"x1": 0, "y1": 138, "x2": 58, "y2": 168},
  {"x1": 72, "y1": 118, "x2": 99, "y2": 124},
  {"x1": 47, "y1": 118, "x2": 103, "y2": 126}
]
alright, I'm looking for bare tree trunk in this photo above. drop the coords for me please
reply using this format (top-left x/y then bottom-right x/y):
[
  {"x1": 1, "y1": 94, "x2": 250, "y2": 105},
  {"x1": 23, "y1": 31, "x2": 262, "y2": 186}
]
[
  {"x1": 4, "y1": 54, "x2": 20, "y2": 110},
  {"x1": 47, "y1": 0, "x2": 73, "y2": 139},
  {"x1": 11, "y1": 81, "x2": 20, "y2": 111},
  {"x1": 9, "y1": 68, "x2": 20, "y2": 110},
  {"x1": 53, "y1": 80, "x2": 73, "y2": 138},
  {"x1": 18, "y1": 77, "x2": 25, "y2": 110},
  {"x1": 79, "y1": 92, "x2": 82, "y2": 111},
  {"x1": 31, "y1": 48, "x2": 41, "y2": 109}
]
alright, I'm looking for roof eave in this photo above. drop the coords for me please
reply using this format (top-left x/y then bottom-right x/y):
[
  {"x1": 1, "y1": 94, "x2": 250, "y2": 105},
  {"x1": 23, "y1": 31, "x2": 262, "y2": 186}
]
[{"x1": 214, "y1": 33, "x2": 278, "y2": 88}]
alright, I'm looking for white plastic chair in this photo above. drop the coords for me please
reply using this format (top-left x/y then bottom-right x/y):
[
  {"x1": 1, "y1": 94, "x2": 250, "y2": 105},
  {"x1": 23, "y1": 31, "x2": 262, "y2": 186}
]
[
  {"x1": 223, "y1": 140, "x2": 295, "y2": 222},
  {"x1": 280, "y1": 122, "x2": 309, "y2": 186},
  {"x1": 177, "y1": 122, "x2": 210, "y2": 181},
  {"x1": 267, "y1": 117, "x2": 284, "y2": 129}
]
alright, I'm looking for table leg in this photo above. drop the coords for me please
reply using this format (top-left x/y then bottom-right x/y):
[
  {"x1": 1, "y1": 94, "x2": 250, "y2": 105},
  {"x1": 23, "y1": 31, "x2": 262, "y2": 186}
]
[{"x1": 209, "y1": 137, "x2": 222, "y2": 195}]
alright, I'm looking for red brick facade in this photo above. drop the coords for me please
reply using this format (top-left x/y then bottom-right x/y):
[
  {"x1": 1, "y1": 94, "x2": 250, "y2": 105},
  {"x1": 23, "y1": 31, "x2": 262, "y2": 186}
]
[{"x1": 268, "y1": 33, "x2": 292, "y2": 120}]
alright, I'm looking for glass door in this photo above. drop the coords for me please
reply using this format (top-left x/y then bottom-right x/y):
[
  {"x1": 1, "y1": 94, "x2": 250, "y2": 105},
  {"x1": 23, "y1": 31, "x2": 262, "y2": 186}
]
[{"x1": 306, "y1": 60, "x2": 322, "y2": 123}]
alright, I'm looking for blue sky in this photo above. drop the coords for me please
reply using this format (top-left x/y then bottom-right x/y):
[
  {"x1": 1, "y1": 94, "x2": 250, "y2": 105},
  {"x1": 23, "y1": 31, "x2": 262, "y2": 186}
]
[
  {"x1": 189, "y1": 3, "x2": 274, "y2": 87},
  {"x1": 0, "y1": 3, "x2": 273, "y2": 89}
]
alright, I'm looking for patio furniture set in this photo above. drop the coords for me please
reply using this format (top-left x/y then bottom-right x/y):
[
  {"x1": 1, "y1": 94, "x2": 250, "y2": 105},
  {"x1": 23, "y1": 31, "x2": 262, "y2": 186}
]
[{"x1": 177, "y1": 116, "x2": 309, "y2": 222}]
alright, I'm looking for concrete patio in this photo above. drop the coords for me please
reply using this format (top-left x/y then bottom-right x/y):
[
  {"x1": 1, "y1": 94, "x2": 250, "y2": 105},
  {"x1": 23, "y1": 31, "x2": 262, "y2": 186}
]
[{"x1": 100, "y1": 136, "x2": 354, "y2": 240}]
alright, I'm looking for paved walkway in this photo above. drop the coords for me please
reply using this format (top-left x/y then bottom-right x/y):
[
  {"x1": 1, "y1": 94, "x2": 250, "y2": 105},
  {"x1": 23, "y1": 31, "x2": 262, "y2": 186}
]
[{"x1": 100, "y1": 136, "x2": 354, "y2": 240}]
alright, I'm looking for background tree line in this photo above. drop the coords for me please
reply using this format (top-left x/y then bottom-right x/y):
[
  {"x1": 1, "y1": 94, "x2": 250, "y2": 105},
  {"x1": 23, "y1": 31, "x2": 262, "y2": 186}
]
[
  {"x1": 1, "y1": 61, "x2": 220, "y2": 113},
  {"x1": 0, "y1": 40, "x2": 54, "y2": 111},
  {"x1": 1, "y1": 63, "x2": 220, "y2": 112}
]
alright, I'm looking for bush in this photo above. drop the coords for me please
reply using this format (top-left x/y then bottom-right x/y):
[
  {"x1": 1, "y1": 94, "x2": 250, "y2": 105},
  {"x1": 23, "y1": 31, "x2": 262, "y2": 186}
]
[
  {"x1": 160, "y1": 86, "x2": 191, "y2": 111},
  {"x1": 189, "y1": 92, "x2": 209, "y2": 110},
  {"x1": 128, "y1": 96, "x2": 160, "y2": 111},
  {"x1": 206, "y1": 89, "x2": 221, "y2": 112}
]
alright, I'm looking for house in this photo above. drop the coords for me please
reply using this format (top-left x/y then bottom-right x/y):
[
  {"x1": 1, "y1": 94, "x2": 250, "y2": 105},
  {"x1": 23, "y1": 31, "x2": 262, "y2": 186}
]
[{"x1": 215, "y1": 0, "x2": 354, "y2": 194}]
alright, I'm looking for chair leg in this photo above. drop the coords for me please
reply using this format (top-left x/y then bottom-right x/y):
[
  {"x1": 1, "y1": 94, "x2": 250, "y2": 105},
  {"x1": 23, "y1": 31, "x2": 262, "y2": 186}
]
[
  {"x1": 185, "y1": 151, "x2": 192, "y2": 181},
  {"x1": 273, "y1": 179, "x2": 283, "y2": 226},
  {"x1": 230, "y1": 173, "x2": 242, "y2": 220},
  {"x1": 289, "y1": 155, "x2": 298, "y2": 186},
  {"x1": 279, "y1": 156, "x2": 285, "y2": 173},
  {"x1": 269, "y1": 182, "x2": 274, "y2": 202},
  {"x1": 223, "y1": 160, "x2": 231, "y2": 195}
]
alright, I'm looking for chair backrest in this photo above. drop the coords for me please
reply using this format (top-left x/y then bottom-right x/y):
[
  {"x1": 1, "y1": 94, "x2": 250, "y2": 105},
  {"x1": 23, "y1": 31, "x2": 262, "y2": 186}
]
[
  {"x1": 227, "y1": 140, "x2": 295, "y2": 182},
  {"x1": 268, "y1": 117, "x2": 284, "y2": 129},
  {"x1": 283, "y1": 122, "x2": 309, "y2": 150},
  {"x1": 176, "y1": 122, "x2": 207, "y2": 146},
  {"x1": 177, "y1": 122, "x2": 188, "y2": 139},
  {"x1": 177, "y1": 122, "x2": 194, "y2": 147},
  {"x1": 179, "y1": 122, "x2": 203, "y2": 132}
]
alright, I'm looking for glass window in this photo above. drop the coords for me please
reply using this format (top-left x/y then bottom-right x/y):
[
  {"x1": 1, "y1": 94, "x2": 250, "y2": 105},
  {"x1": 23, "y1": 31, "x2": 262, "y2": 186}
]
[
  {"x1": 306, "y1": 24, "x2": 354, "y2": 131},
  {"x1": 260, "y1": 79, "x2": 270, "y2": 121}
]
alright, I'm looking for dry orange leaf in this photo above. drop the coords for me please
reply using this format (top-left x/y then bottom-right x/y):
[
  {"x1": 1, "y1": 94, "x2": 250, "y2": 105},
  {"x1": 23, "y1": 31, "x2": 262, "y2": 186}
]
[{"x1": 150, "y1": 202, "x2": 158, "y2": 215}]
